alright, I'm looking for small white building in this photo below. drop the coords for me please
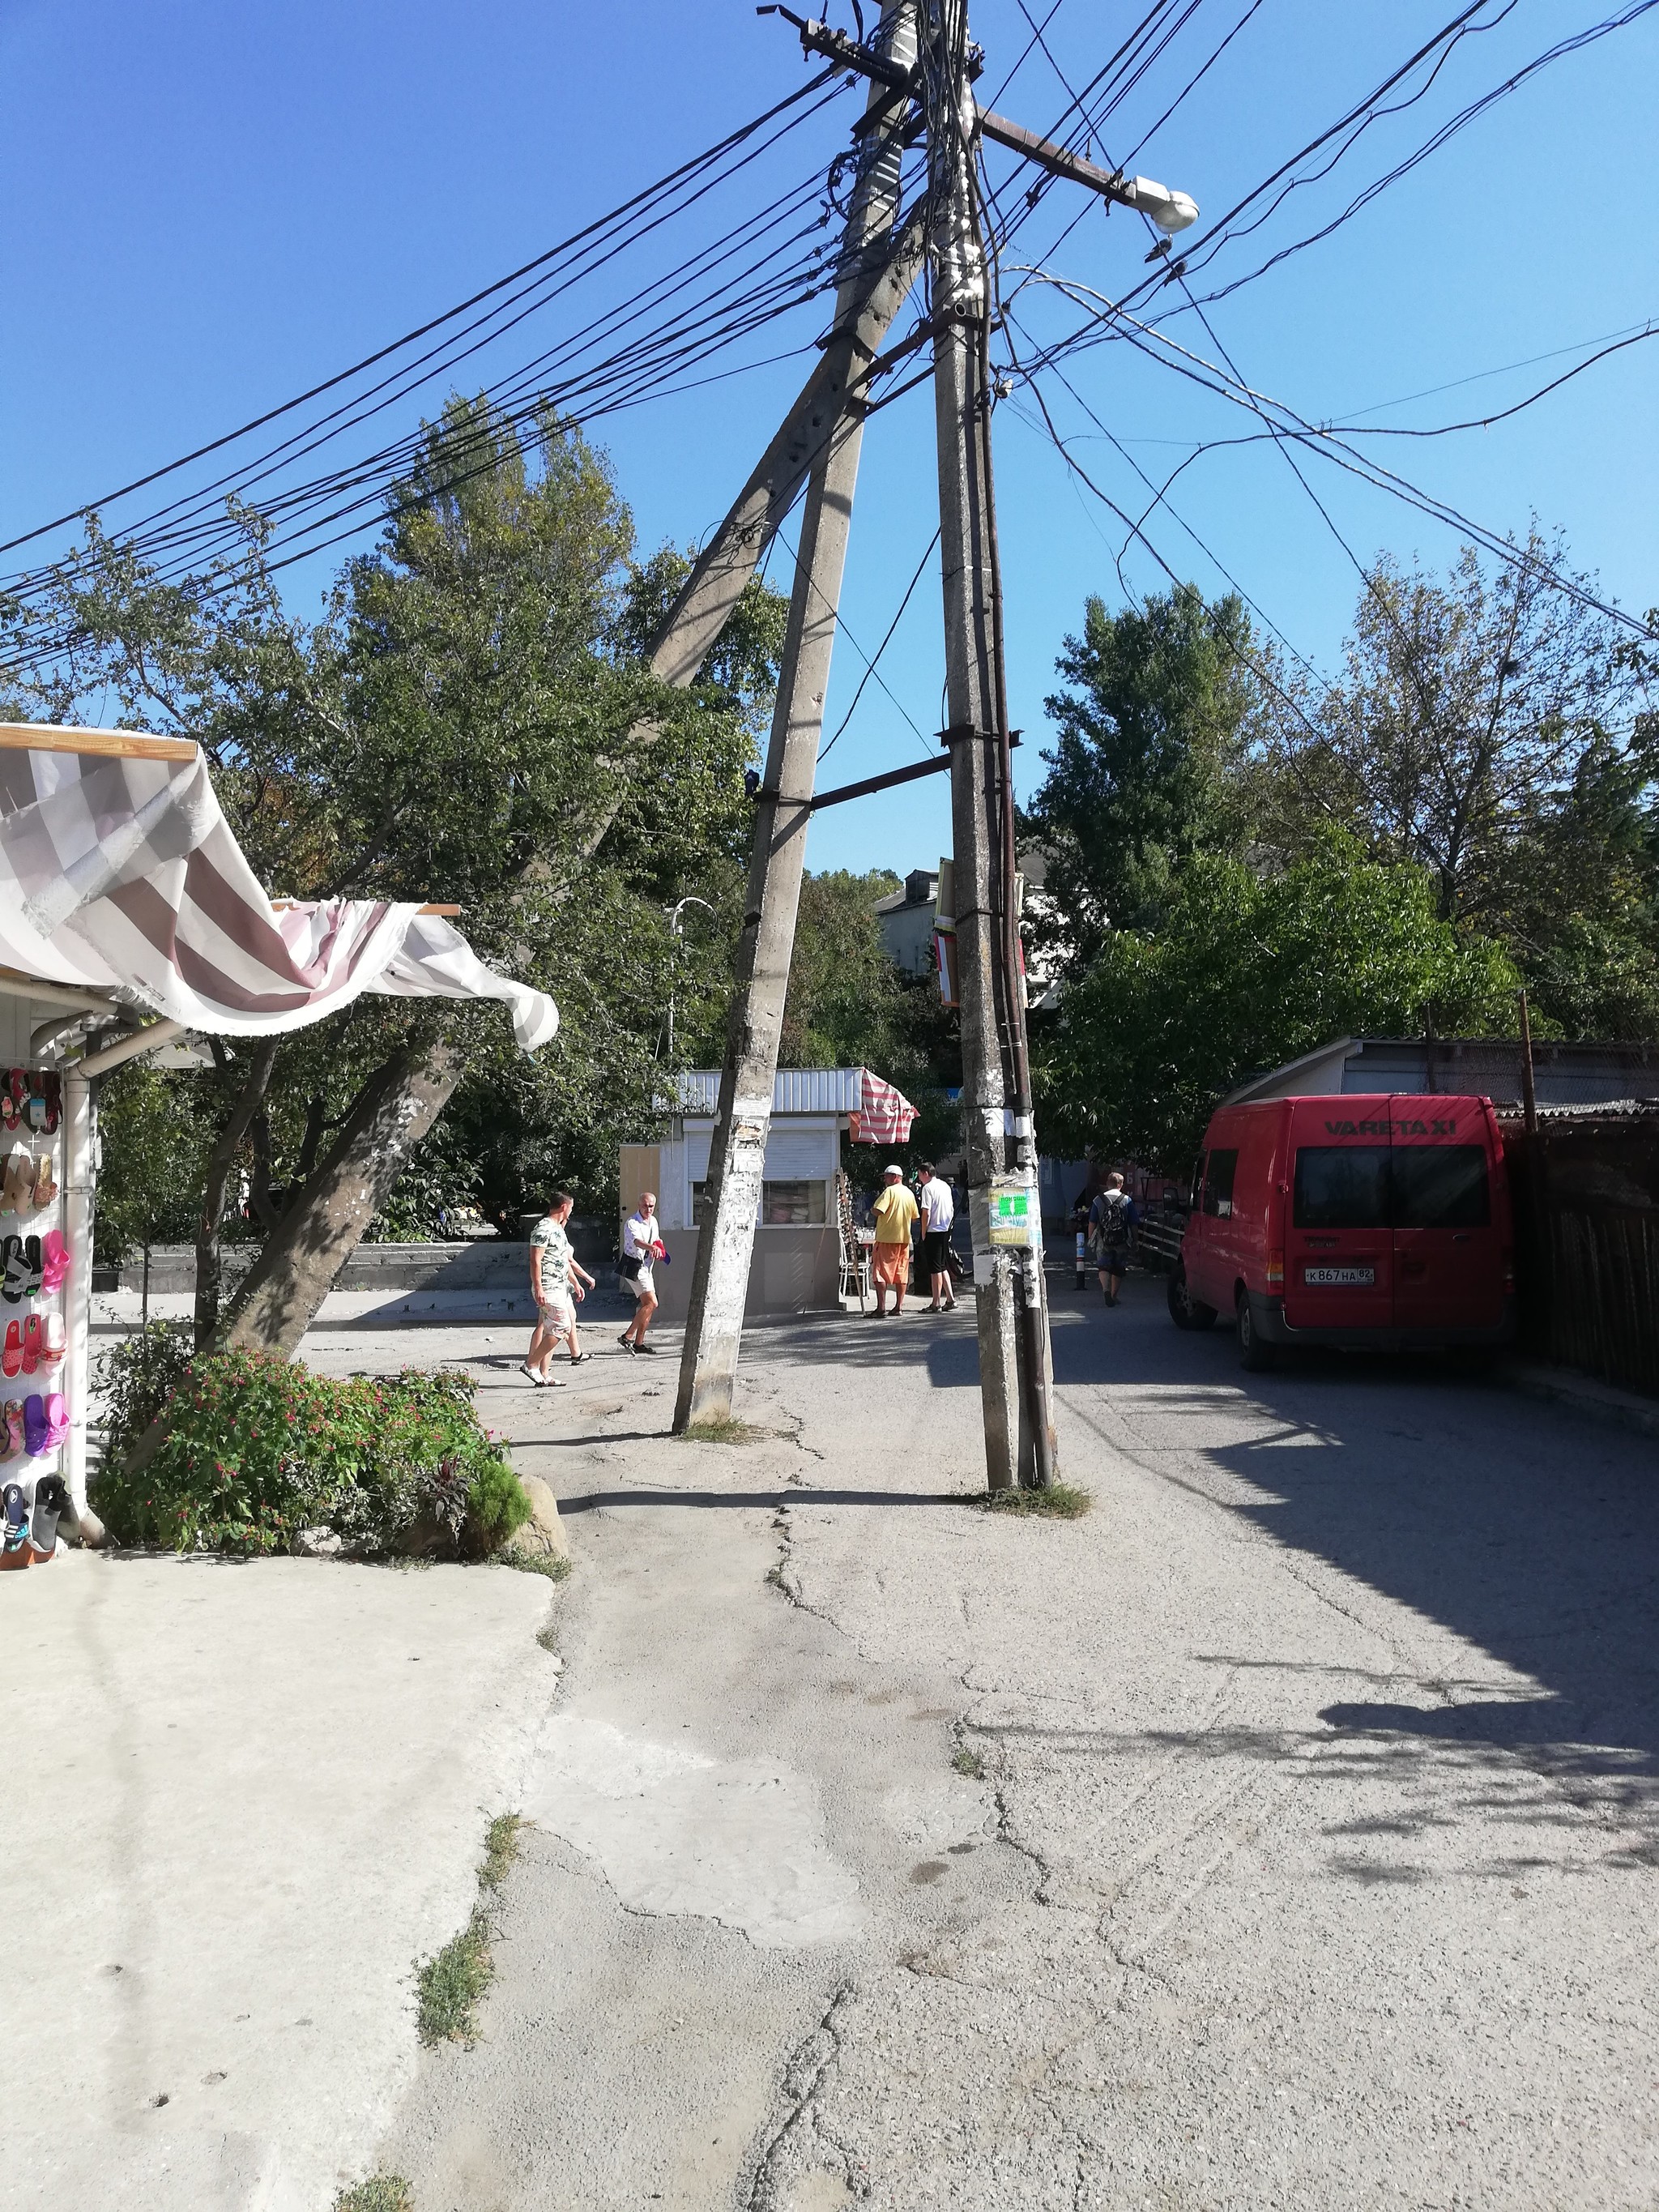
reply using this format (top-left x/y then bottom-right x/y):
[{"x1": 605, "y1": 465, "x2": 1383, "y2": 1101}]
[
  {"x1": 873, "y1": 869, "x2": 940, "y2": 977},
  {"x1": 621, "y1": 1069, "x2": 864, "y2": 1323}
]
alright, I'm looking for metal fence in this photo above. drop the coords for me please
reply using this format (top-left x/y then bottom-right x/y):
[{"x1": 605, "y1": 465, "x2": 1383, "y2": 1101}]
[{"x1": 1502, "y1": 1107, "x2": 1659, "y2": 1399}]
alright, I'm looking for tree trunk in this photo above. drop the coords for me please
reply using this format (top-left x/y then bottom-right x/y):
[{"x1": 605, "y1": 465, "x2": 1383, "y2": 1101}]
[
  {"x1": 211, "y1": 1040, "x2": 458, "y2": 1357},
  {"x1": 194, "y1": 1040, "x2": 279, "y2": 1347}
]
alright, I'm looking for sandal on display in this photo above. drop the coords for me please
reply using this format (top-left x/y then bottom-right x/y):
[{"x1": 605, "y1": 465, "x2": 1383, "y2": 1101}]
[
  {"x1": 23, "y1": 1237, "x2": 42, "y2": 1300},
  {"x1": 21, "y1": 1317, "x2": 41, "y2": 1376},
  {"x1": 22, "y1": 1395, "x2": 47, "y2": 1458},
  {"x1": 2, "y1": 1322, "x2": 21, "y2": 1381},
  {"x1": 3, "y1": 1403, "x2": 23, "y2": 1458},
  {"x1": 28, "y1": 1474, "x2": 66, "y2": 1559},
  {"x1": 0, "y1": 1480, "x2": 28, "y2": 1569},
  {"x1": 43, "y1": 1073, "x2": 61, "y2": 1135},
  {"x1": 31, "y1": 1150, "x2": 56, "y2": 1210},
  {"x1": 24, "y1": 1078, "x2": 45, "y2": 1133},
  {"x1": 44, "y1": 1393, "x2": 68, "y2": 1451},
  {"x1": 41, "y1": 1231, "x2": 69, "y2": 1294},
  {"x1": 0, "y1": 1147, "x2": 29, "y2": 1214},
  {"x1": 5, "y1": 1073, "x2": 25, "y2": 1131},
  {"x1": 0, "y1": 1080, "x2": 16, "y2": 1137},
  {"x1": 41, "y1": 1313, "x2": 65, "y2": 1369},
  {"x1": 1, "y1": 1236, "x2": 26, "y2": 1304}
]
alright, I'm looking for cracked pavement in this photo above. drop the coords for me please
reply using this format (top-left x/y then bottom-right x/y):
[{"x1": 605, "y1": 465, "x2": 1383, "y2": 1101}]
[{"x1": 351, "y1": 1274, "x2": 1659, "y2": 2210}]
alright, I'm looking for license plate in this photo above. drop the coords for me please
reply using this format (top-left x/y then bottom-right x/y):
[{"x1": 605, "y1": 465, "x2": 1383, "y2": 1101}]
[{"x1": 1304, "y1": 1266, "x2": 1375, "y2": 1287}]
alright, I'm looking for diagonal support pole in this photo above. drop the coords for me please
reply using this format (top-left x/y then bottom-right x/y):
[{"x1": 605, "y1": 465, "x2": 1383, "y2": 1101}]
[{"x1": 674, "y1": 0, "x2": 920, "y2": 1432}]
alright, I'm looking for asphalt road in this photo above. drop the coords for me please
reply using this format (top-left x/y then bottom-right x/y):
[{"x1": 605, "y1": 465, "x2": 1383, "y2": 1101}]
[{"x1": 366, "y1": 1275, "x2": 1659, "y2": 2211}]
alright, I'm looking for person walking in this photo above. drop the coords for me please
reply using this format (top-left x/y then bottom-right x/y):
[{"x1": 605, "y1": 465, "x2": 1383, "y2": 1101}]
[
  {"x1": 916, "y1": 1162, "x2": 957, "y2": 1312},
  {"x1": 1089, "y1": 1170, "x2": 1139, "y2": 1307},
  {"x1": 869, "y1": 1163, "x2": 919, "y2": 1317},
  {"x1": 618, "y1": 1189, "x2": 662, "y2": 1354},
  {"x1": 521, "y1": 1189, "x2": 594, "y2": 1386}
]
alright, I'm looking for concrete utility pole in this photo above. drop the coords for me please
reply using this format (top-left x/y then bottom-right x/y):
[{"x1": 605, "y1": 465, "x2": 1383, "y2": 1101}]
[
  {"x1": 923, "y1": 0, "x2": 1056, "y2": 1489},
  {"x1": 674, "y1": 0, "x2": 919, "y2": 1432}
]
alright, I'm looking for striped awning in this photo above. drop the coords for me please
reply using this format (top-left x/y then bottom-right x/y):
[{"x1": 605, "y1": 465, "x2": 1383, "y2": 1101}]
[{"x1": 0, "y1": 732, "x2": 557, "y2": 1050}]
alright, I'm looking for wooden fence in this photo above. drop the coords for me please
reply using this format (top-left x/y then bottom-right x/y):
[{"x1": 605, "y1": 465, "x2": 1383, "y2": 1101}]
[{"x1": 1501, "y1": 1108, "x2": 1659, "y2": 1399}]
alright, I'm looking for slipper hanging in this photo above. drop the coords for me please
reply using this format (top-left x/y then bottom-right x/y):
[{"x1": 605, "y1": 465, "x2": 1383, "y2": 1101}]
[
  {"x1": 31, "y1": 1150, "x2": 56, "y2": 1210},
  {"x1": 41, "y1": 1231, "x2": 69, "y2": 1294},
  {"x1": 0, "y1": 1081, "x2": 16, "y2": 1137},
  {"x1": 21, "y1": 1317, "x2": 41, "y2": 1376},
  {"x1": 2, "y1": 1322, "x2": 20, "y2": 1381},
  {"x1": 41, "y1": 1314, "x2": 65, "y2": 1368},
  {"x1": 22, "y1": 1238, "x2": 42, "y2": 1300},
  {"x1": 41, "y1": 1074, "x2": 61, "y2": 1135},
  {"x1": 3, "y1": 1403, "x2": 23, "y2": 1458},
  {"x1": 2, "y1": 1236, "x2": 26, "y2": 1305},
  {"x1": 44, "y1": 1394, "x2": 68, "y2": 1450},
  {"x1": 24, "y1": 1079, "x2": 45, "y2": 1134},
  {"x1": 22, "y1": 1396, "x2": 47, "y2": 1457},
  {"x1": 28, "y1": 1474, "x2": 66, "y2": 1560},
  {"x1": 5, "y1": 1073, "x2": 24, "y2": 1132},
  {"x1": 0, "y1": 1148, "x2": 28, "y2": 1214},
  {"x1": 0, "y1": 1480, "x2": 28, "y2": 1569}
]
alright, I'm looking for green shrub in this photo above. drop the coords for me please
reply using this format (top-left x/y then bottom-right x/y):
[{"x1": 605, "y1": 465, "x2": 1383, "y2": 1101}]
[
  {"x1": 92, "y1": 1352, "x2": 529, "y2": 1560},
  {"x1": 95, "y1": 1322, "x2": 194, "y2": 1471}
]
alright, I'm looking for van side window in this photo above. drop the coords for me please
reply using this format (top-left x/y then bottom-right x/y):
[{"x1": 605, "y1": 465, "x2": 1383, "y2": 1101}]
[
  {"x1": 1202, "y1": 1148, "x2": 1239, "y2": 1219},
  {"x1": 1294, "y1": 1146, "x2": 1390, "y2": 1228},
  {"x1": 1188, "y1": 1155, "x2": 1205, "y2": 1215},
  {"x1": 1393, "y1": 1146, "x2": 1490, "y2": 1228}
]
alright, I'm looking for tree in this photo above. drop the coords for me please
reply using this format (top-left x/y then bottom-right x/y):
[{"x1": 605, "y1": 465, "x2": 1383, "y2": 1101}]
[
  {"x1": 1022, "y1": 583, "x2": 1261, "y2": 959},
  {"x1": 1034, "y1": 836, "x2": 1520, "y2": 1168},
  {"x1": 2, "y1": 397, "x2": 785, "y2": 1341}
]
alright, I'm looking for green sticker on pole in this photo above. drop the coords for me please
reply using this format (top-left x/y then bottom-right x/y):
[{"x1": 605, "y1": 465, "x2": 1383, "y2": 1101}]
[{"x1": 987, "y1": 1175, "x2": 1039, "y2": 1247}]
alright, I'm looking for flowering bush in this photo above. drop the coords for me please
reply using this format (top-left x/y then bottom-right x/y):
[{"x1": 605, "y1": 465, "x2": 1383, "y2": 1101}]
[{"x1": 93, "y1": 1352, "x2": 530, "y2": 1559}]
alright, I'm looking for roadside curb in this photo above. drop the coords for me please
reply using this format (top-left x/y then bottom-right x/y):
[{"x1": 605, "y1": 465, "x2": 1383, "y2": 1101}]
[{"x1": 1499, "y1": 1361, "x2": 1659, "y2": 1442}]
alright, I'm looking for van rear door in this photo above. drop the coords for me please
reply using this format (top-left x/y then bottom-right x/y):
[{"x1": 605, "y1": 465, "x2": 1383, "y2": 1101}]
[
  {"x1": 1282, "y1": 1098, "x2": 1394, "y2": 1331},
  {"x1": 1388, "y1": 1095, "x2": 1503, "y2": 1331}
]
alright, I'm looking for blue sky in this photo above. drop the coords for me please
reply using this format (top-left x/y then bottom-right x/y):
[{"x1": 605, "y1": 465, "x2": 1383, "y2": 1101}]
[{"x1": 4, "y1": 0, "x2": 1655, "y2": 882}]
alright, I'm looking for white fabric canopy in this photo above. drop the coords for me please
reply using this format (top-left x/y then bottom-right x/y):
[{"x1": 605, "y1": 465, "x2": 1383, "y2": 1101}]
[{"x1": 0, "y1": 737, "x2": 557, "y2": 1050}]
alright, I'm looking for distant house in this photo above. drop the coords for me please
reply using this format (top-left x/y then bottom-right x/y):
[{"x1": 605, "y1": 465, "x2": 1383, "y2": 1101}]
[{"x1": 873, "y1": 869, "x2": 939, "y2": 976}]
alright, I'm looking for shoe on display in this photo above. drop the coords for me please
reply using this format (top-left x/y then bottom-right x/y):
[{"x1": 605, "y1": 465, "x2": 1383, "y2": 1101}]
[
  {"x1": 41, "y1": 1313, "x2": 65, "y2": 1368},
  {"x1": 0, "y1": 1147, "x2": 28, "y2": 1214},
  {"x1": 41, "y1": 1073, "x2": 61, "y2": 1136},
  {"x1": 22, "y1": 1237, "x2": 42, "y2": 1300},
  {"x1": 1, "y1": 1322, "x2": 20, "y2": 1380},
  {"x1": 24, "y1": 1080, "x2": 45, "y2": 1134},
  {"x1": 28, "y1": 1474, "x2": 66, "y2": 1559},
  {"x1": 0, "y1": 1480, "x2": 28, "y2": 1569},
  {"x1": 2, "y1": 1402, "x2": 23, "y2": 1458},
  {"x1": 0, "y1": 1078, "x2": 16, "y2": 1137},
  {"x1": 44, "y1": 1393, "x2": 68, "y2": 1450},
  {"x1": 41, "y1": 1230, "x2": 69, "y2": 1293},
  {"x1": 30, "y1": 1150, "x2": 56, "y2": 1209},
  {"x1": 21, "y1": 1316, "x2": 41, "y2": 1375},
  {"x1": 22, "y1": 1395, "x2": 46, "y2": 1457}
]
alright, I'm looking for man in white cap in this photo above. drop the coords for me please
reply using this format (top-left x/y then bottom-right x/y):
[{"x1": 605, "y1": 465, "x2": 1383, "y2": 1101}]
[{"x1": 869, "y1": 1162, "x2": 919, "y2": 1317}]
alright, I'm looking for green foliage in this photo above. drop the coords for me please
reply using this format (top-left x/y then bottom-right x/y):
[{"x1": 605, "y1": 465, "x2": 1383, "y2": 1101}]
[
  {"x1": 333, "y1": 2179, "x2": 413, "y2": 2212},
  {"x1": 94, "y1": 1322, "x2": 196, "y2": 1471},
  {"x1": 980, "y1": 1482, "x2": 1094, "y2": 1519},
  {"x1": 92, "y1": 1065, "x2": 216, "y2": 1263},
  {"x1": 1034, "y1": 837, "x2": 1519, "y2": 1166},
  {"x1": 93, "y1": 1353, "x2": 527, "y2": 1558},
  {"x1": 1025, "y1": 583, "x2": 1261, "y2": 950},
  {"x1": 416, "y1": 1904, "x2": 494, "y2": 2047}
]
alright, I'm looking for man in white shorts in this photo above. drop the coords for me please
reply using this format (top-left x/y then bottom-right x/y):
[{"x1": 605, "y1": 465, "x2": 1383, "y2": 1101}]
[
  {"x1": 522, "y1": 1191, "x2": 595, "y2": 1386},
  {"x1": 618, "y1": 1189, "x2": 661, "y2": 1355}
]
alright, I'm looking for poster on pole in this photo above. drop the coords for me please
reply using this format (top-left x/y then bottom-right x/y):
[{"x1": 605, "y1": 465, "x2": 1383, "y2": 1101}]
[{"x1": 987, "y1": 1174, "x2": 1040, "y2": 1247}]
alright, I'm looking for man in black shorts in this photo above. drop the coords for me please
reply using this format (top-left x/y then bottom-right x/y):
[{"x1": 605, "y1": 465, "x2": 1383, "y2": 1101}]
[{"x1": 916, "y1": 1163, "x2": 957, "y2": 1313}]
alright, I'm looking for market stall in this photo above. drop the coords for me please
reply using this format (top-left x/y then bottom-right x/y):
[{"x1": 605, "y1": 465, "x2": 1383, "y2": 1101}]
[{"x1": 0, "y1": 724, "x2": 558, "y2": 1562}]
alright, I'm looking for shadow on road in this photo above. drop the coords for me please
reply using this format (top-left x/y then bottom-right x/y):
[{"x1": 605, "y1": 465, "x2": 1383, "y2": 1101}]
[{"x1": 1047, "y1": 1275, "x2": 1659, "y2": 1808}]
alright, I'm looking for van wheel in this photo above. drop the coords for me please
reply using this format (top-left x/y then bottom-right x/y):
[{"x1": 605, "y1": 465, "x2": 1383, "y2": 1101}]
[
  {"x1": 1167, "y1": 1265, "x2": 1217, "y2": 1330},
  {"x1": 1236, "y1": 1290, "x2": 1277, "y2": 1372}
]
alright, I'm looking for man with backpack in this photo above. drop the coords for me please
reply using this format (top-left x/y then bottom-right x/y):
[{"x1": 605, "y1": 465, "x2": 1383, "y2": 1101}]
[{"x1": 1088, "y1": 1171, "x2": 1139, "y2": 1308}]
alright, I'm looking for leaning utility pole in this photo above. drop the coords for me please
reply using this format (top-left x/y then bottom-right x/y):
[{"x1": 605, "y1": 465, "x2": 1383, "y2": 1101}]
[
  {"x1": 921, "y1": 0, "x2": 1054, "y2": 1489},
  {"x1": 674, "y1": 0, "x2": 919, "y2": 1431}
]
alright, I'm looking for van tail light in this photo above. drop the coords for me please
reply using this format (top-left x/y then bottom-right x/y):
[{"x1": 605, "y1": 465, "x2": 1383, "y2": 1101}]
[
  {"x1": 1502, "y1": 1246, "x2": 1515, "y2": 1294},
  {"x1": 1266, "y1": 1249, "x2": 1284, "y2": 1292}
]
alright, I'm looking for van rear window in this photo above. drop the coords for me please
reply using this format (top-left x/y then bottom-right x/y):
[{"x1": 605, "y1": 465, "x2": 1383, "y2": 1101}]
[
  {"x1": 1392, "y1": 1145, "x2": 1490, "y2": 1228},
  {"x1": 1294, "y1": 1146, "x2": 1391, "y2": 1228}
]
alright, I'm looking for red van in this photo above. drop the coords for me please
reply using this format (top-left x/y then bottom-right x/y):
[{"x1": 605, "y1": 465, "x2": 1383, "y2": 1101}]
[{"x1": 1167, "y1": 1094, "x2": 1516, "y2": 1369}]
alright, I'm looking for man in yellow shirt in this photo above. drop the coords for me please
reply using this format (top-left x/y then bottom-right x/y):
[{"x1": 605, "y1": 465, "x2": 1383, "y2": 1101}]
[{"x1": 870, "y1": 1162, "x2": 919, "y2": 1317}]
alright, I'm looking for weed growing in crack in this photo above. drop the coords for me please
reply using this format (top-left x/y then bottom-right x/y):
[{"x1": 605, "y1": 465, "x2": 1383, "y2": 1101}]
[
  {"x1": 505, "y1": 1549, "x2": 572, "y2": 1582},
  {"x1": 413, "y1": 1812, "x2": 527, "y2": 2046},
  {"x1": 677, "y1": 1416, "x2": 766, "y2": 1445},
  {"x1": 978, "y1": 1481, "x2": 1092, "y2": 1520},
  {"x1": 952, "y1": 1745, "x2": 985, "y2": 1780},
  {"x1": 334, "y1": 2177, "x2": 413, "y2": 2212},
  {"x1": 536, "y1": 1616, "x2": 563, "y2": 1653}
]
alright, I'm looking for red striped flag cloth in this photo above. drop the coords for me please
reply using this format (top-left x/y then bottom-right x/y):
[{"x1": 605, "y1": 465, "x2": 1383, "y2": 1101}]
[{"x1": 848, "y1": 1067, "x2": 918, "y2": 1145}]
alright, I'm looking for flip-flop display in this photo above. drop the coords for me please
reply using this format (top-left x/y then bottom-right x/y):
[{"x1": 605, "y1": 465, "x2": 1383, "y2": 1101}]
[
  {"x1": 0, "y1": 1073, "x2": 77, "y2": 1558},
  {"x1": 22, "y1": 1397, "x2": 47, "y2": 1458},
  {"x1": 28, "y1": 1474, "x2": 65, "y2": 1559}
]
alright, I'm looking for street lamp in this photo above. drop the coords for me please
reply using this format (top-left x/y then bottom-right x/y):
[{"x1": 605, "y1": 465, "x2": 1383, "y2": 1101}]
[
  {"x1": 665, "y1": 895, "x2": 714, "y2": 1061},
  {"x1": 1123, "y1": 176, "x2": 1199, "y2": 233}
]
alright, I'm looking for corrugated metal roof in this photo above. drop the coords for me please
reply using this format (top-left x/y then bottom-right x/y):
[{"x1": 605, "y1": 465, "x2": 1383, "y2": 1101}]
[{"x1": 675, "y1": 1067, "x2": 864, "y2": 1115}]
